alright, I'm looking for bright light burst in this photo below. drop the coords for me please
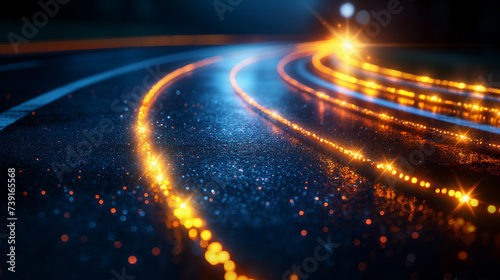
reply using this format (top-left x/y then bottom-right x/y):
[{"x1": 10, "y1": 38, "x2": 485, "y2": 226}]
[{"x1": 344, "y1": 41, "x2": 352, "y2": 50}]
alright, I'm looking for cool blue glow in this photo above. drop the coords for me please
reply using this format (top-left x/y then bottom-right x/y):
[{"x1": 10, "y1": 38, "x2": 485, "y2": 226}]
[{"x1": 340, "y1": 3, "x2": 355, "y2": 18}]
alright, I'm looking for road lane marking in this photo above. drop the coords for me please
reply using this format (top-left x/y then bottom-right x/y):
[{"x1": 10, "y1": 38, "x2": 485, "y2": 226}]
[{"x1": 0, "y1": 47, "x2": 234, "y2": 131}]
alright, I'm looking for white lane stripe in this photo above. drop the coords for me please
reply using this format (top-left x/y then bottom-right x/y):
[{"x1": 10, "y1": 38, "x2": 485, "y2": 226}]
[
  {"x1": 0, "y1": 47, "x2": 230, "y2": 131},
  {"x1": 0, "y1": 60, "x2": 40, "y2": 72}
]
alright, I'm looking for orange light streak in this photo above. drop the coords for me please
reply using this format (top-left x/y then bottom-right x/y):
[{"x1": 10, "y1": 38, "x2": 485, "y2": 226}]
[
  {"x1": 136, "y1": 55, "x2": 253, "y2": 280},
  {"x1": 338, "y1": 50, "x2": 500, "y2": 96},
  {"x1": 132, "y1": 43, "x2": 500, "y2": 280},
  {"x1": 0, "y1": 35, "x2": 314, "y2": 55},
  {"x1": 230, "y1": 47, "x2": 500, "y2": 216},
  {"x1": 312, "y1": 48, "x2": 499, "y2": 115},
  {"x1": 280, "y1": 49, "x2": 500, "y2": 151}
]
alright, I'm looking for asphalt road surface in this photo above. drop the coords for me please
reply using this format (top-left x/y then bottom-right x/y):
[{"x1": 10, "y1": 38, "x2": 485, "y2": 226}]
[{"x1": 1, "y1": 42, "x2": 500, "y2": 280}]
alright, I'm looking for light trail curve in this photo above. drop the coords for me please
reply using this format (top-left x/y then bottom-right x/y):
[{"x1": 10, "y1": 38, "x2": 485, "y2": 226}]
[
  {"x1": 337, "y1": 50, "x2": 500, "y2": 96},
  {"x1": 313, "y1": 48, "x2": 500, "y2": 116},
  {"x1": 135, "y1": 45, "x2": 296, "y2": 280},
  {"x1": 279, "y1": 50, "x2": 500, "y2": 150},
  {"x1": 296, "y1": 57, "x2": 500, "y2": 135},
  {"x1": 230, "y1": 47, "x2": 500, "y2": 217},
  {"x1": 327, "y1": 54, "x2": 500, "y2": 103}
]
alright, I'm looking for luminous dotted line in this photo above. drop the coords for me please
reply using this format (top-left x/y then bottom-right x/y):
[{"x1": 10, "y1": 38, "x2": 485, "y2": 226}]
[{"x1": 137, "y1": 55, "x2": 254, "y2": 280}]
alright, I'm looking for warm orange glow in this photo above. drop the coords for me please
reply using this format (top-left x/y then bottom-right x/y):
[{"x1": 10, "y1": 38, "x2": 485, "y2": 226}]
[
  {"x1": 338, "y1": 50, "x2": 500, "y2": 96},
  {"x1": 225, "y1": 271, "x2": 238, "y2": 280},
  {"x1": 128, "y1": 255, "x2": 137, "y2": 265},
  {"x1": 132, "y1": 41, "x2": 500, "y2": 280},
  {"x1": 61, "y1": 234, "x2": 69, "y2": 242},
  {"x1": 201, "y1": 230, "x2": 212, "y2": 241},
  {"x1": 189, "y1": 228, "x2": 198, "y2": 239},
  {"x1": 277, "y1": 50, "x2": 495, "y2": 204},
  {"x1": 152, "y1": 247, "x2": 160, "y2": 256},
  {"x1": 470, "y1": 199, "x2": 479, "y2": 207},
  {"x1": 229, "y1": 45, "x2": 500, "y2": 218},
  {"x1": 312, "y1": 48, "x2": 499, "y2": 115},
  {"x1": 136, "y1": 55, "x2": 253, "y2": 279},
  {"x1": 209, "y1": 242, "x2": 223, "y2": 253},
  {"x1": 218, "y1": 251, "x2": 231, "y2": 263},
  {"x1": 458, "y1": 251, "x2": 468, "y2": 260},
  {"x1": 0, "y1": 35, "x2": 299, "y2": 55}
]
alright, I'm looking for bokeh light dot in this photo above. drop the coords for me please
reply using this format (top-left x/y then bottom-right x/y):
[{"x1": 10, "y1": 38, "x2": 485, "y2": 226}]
[
  {"x1": 61, "y1": 234, "x2": 69, "y2": 242},
  {"x1": 152, "y1": 247, "x2": 160, "y2": 256},
  {"x1": 340, "y1": 3, "x2": 355, "y2": 18},
  {"x1": 128, "y1": 255, "x2": 137, "y2": 264},
  {"x1": 355, "y1": 10, "x2": 370, "y2": 24}
]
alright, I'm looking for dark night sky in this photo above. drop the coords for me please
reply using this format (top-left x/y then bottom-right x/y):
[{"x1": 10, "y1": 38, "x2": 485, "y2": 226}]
[{"x1": 0, "y1": 0, "x2": 499, "y2": 45}]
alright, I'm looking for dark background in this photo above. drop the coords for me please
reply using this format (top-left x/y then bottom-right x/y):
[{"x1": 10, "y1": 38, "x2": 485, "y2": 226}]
[{"x1": 0, "y1": 0, "x2": 499, "y2": 45}]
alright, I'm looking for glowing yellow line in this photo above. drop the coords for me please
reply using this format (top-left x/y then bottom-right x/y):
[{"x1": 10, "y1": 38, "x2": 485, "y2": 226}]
[
  {"x1": 232, "y1": 52, "x2": 432, "y2": 195},
  {"x1": 231, "y1": 52, "x2": 368, "y2": 162},
  {"x1": 280, "y1": 49, "x2": 500, "y2": 151},
  {"x1": 137, "y1": 55, "x2": 254, "y2": 280},
  {"x1": 135, "y1": 44, "x2": 500, "y2": 280},
  {"x1": 337, "y1": 48, "x2": 500, "y2": 96},
  {"x1": 229, "y1": 48, "x2": 499, "y2": 216},
  {"x1": 313, "y1": 48, "x2": 500, "y2": 116}
]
